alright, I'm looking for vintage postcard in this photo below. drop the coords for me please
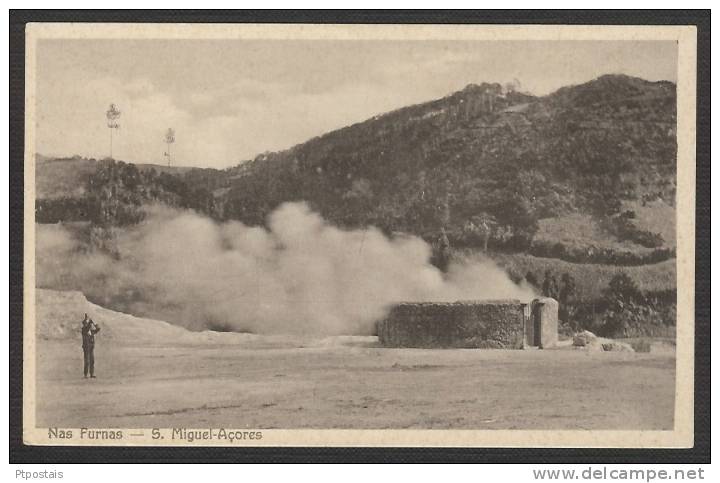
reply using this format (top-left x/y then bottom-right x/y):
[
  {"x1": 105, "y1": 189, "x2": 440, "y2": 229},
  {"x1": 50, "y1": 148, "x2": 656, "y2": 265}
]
[{"x1": 22, "y1": 23, "x2": 697, "y2": 448}]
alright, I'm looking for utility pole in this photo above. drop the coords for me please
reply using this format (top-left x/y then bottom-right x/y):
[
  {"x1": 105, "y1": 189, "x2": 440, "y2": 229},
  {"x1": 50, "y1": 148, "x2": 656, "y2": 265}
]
[
  {"x1": 164, "y1": 128, "x2": 176, "y2": 167},
  {"x1": 106, "y1": 104, "x2": 121, "y2": 159}
]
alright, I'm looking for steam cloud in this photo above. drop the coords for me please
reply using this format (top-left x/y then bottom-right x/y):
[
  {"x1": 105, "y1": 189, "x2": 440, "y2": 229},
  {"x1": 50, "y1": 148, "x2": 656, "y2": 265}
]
[{"x1": 36, "y1": 202, "x2": 535, "y2": 335}]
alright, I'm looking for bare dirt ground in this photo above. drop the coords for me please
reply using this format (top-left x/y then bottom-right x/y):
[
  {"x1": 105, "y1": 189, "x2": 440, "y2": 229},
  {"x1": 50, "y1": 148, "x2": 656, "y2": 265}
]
[{"x1": 36, "y1": 338, "x2": 675, "y2": 430}]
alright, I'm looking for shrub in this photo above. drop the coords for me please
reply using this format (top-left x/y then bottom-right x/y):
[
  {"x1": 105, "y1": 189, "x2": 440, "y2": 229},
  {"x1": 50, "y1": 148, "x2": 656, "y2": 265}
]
[
  {"x1": 630, "y1": 339, "x2": 652, "y2": 353},
  {"x1": 528, "y1": 239, "x2": 674, "y2": 265}
]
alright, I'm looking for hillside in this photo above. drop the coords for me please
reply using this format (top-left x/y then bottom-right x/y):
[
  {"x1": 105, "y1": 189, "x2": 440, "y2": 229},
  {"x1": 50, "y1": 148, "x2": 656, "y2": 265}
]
[{"x1": 218, "y1": 75, "x2": 676, "y2": 256}]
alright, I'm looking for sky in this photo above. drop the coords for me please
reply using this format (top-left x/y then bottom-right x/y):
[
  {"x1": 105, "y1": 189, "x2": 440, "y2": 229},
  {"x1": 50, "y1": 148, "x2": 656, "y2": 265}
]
[{"x1": 35, "y1": 39, "x2": 677, "y2": 169}]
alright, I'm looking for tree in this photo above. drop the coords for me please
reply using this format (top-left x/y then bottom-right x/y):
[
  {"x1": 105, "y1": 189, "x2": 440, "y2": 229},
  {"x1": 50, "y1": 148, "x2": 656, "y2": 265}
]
[
  {"x1": 600, "y1": 272, "x2": 645, "y2": 337},
  {"x1": 106, "y1": 104, "x2": 121, "y2": 159},
  {"x1": 559, "y1": 273, "x2": 578, "y2": 328},
  {"x1": 431, "y1": 228, "x2": 451, "y2": 272},
  {"x1": 542, "y1": 270, "x2": 560, "y2": 300},
  {"x1": 603, "y1": 272, "x2": 642, "y2": 305},
  {"x1": 525, "y1": 271, "x2": 539, "y2": 288},
  {"x1": 164, "y1": 128, "x2": 176, "y2": 167},
  {"x1": 461, "y1": 213, "x2": 496, "y2": 251}
]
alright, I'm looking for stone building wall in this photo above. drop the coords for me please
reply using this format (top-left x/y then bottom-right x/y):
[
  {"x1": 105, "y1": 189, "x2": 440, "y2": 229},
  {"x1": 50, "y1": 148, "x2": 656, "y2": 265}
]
[
  {"x1": 377, "y1": 300, "x2": 526, "y2": 349},
  {"x1": 377, "y1": 298, "x2": 559, "y2": 349}
]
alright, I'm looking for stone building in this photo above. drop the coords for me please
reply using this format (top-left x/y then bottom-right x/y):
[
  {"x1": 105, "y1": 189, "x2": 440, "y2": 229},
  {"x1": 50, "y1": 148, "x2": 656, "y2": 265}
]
[{"x1": 377, "y1": 297, "x2": 558, "y2": 349}]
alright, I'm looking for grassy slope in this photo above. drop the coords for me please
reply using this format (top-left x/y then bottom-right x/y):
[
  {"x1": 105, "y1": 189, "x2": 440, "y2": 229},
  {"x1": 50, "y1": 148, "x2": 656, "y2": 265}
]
[
  {"x1": 516, "y1": 201, "x2": 676, "y2": 300},
  {"x1": 36, "y1": 158, "x2": 99, "y2": 199},
  {"x1": 622, "y1": 200, "x2": 677, "y2": 248},
  {"x1": 480, "y1": 252, "x2": 676, "y2": 301},
  {"x1": 535, "y1": 214, "x2": 655, "y2": 254}
]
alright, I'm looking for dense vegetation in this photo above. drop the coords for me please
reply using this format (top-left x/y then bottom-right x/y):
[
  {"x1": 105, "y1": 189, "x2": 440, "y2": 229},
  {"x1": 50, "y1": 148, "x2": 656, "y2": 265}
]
[
  {"x1": 36, "y1": 159, "x2": 217, "y2": 226},
  {"x1": 528, "y1": 269, "x2": 675, "y2": 338}
]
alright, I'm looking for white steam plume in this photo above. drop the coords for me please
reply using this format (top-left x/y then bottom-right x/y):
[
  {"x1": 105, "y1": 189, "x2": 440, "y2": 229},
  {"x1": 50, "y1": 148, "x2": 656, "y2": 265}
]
[{"x1": 36, "y1": 202, "x2": 535, "y2": 335}]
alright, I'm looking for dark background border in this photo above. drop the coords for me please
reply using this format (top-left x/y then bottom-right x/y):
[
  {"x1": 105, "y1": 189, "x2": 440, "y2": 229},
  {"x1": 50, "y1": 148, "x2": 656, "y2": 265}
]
[{"x1": 9, "y1": 9, "x2": 710, "y2": 464}]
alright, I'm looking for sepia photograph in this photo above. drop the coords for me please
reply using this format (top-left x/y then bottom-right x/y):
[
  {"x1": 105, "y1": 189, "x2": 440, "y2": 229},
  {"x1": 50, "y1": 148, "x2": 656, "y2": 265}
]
[{"x1": 19, "y1": 21, "x2": 699, "y2": 449}]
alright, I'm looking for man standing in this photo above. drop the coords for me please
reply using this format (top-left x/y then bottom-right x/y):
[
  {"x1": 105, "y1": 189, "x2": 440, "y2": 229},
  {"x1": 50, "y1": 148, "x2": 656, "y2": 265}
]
[{"x1": 81, "y1": 313, "x2": 101, "y2": 379}]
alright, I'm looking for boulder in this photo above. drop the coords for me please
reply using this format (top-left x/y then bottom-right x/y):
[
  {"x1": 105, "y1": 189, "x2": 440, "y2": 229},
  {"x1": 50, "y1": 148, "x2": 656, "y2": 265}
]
[
  {"x1": 571, "y1": 330, "x2": 635, "y2": 352},
  {"x1": 601, "y1": 341, "x2": 635, "y2": 352},
  {"x1": 573, "y1": 330, "x2": 597, "y2": 347}
]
